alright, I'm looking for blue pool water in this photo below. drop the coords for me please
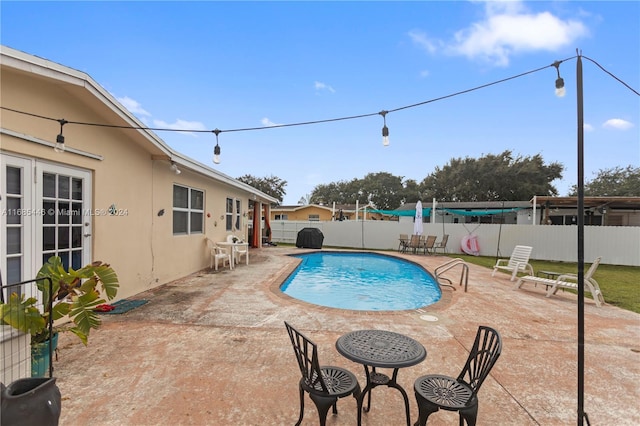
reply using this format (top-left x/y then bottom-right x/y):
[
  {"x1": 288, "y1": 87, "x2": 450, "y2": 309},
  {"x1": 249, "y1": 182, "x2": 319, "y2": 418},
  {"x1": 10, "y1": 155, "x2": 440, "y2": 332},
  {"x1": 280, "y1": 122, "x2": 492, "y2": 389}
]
[{"x1": 281, "y1": 252, "x2": 441, "y2": 311}]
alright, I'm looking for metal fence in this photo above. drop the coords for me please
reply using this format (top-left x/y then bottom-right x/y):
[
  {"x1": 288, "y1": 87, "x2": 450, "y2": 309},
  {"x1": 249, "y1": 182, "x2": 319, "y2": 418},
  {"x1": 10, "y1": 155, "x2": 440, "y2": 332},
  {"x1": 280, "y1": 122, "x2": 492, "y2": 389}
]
[
  {"x1": 1, "y1": 277, "x2": 54, "y2": 384},
  {"x1": 269, "y1": 220, "x2": 640, "y2": 266}
]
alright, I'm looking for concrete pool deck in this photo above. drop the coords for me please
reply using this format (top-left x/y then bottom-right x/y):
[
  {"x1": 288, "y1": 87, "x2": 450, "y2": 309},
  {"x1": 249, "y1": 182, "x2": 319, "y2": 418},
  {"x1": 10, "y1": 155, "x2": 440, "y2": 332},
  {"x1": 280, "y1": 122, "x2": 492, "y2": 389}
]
[{"x1": 54, "y1": 246, "x2": 640, "y2": 425}]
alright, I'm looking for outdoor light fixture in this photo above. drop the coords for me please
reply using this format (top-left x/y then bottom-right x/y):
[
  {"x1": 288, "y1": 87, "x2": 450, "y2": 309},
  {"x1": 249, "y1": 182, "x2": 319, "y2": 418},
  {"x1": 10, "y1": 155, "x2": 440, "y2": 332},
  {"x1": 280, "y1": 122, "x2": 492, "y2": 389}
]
[
  {"x1": 212, "y1": 128, "x2": 221, "y2": 164},
  {"x1": 54, "y1": 119, "x2": 68, "y2": 153},
  {"x1": 553, "y1": 60, "x2": 566, "y2": 98},
  {"x1": 170, "y1": 161, "x2": 181, "y2": 175},
  {"x1": 379, "y1": 110, "x2": 389, "y2": 146}
]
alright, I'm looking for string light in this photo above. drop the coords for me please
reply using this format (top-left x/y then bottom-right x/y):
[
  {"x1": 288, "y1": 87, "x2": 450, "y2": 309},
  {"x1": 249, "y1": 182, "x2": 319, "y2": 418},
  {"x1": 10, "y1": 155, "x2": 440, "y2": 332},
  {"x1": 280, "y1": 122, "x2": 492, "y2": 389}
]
[
  {"x1": 379, "y1": 110, "x2": 389, "y2": 147},
  {"x1": 55, "y1": 119, "x2": 67, "y2": 153},
  {"x1": 2, "y1": 54, "x2": 637, "y2": 159},
  {"x1": 212, "y1": 129, "x2": 221, "y2": 164},
  {"x1": 553, "y1": 60, "x2": 566, "y2": 98}
]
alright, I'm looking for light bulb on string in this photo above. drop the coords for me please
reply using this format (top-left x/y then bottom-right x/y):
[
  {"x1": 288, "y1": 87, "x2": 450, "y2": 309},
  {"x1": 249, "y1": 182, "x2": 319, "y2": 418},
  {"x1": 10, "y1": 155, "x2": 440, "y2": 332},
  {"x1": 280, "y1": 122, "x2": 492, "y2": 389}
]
[
  {"x1": 212, "y1": 129, "x2": 221, "y2": 164},
  {"x1": 553, "y1": 61, "x2": 566, "y2": 98},
  {"x1": 54, "y1": 119, "x2": 68, "y2": 153},
  {"x1": 379, "y1": 110, "x2": 389, "y2": 146}
]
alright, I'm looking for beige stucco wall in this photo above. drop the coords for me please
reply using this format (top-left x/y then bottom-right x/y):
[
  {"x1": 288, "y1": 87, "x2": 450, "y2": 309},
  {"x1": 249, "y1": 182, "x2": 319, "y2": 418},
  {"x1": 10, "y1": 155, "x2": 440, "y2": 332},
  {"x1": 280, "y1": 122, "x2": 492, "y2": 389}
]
[{"x1": 1, "y1": 58, "x2": 263, "y2": 300}]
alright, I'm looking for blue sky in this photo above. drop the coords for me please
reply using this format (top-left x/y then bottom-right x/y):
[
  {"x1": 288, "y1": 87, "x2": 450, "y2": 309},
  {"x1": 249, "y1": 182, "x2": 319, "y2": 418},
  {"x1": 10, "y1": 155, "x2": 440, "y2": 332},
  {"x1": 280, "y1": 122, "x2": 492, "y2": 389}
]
[{"x1": 2, "y1": 1, "x2": 638, "y2": 205}]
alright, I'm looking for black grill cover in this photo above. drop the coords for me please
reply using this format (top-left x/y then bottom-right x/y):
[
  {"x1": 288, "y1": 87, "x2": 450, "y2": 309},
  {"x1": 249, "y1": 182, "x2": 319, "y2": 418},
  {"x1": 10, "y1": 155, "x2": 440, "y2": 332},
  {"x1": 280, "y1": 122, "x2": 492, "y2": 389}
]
[{"x1": 296, "y1": 228, "x2": 324, "y2": 249}]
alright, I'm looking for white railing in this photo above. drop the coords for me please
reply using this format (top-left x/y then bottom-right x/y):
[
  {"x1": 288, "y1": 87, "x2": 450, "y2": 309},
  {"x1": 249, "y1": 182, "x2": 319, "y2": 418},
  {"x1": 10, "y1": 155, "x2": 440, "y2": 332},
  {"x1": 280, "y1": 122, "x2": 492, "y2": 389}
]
[{"x1": 270, "y1": 220, "x2": 640, "y2": 266}]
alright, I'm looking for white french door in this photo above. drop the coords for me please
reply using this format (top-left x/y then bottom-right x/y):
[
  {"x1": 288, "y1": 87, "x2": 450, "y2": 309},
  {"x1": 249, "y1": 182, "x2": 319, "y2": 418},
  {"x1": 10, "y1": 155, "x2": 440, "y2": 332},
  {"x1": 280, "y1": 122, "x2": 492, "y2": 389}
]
[{"x1": 1, "y1": 153, "x2": 92, "y2": 295}]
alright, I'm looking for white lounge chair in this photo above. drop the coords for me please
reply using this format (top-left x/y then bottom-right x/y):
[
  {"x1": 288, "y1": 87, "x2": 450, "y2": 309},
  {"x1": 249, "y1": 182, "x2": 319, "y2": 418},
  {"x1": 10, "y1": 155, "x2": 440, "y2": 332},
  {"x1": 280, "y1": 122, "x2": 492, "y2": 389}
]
[
  {"x1": 514, "y1": 257, "x2": 604, "y2": 307},
  {"x1": 492, "y1": 245, "x2": 534, "y2": 281}
]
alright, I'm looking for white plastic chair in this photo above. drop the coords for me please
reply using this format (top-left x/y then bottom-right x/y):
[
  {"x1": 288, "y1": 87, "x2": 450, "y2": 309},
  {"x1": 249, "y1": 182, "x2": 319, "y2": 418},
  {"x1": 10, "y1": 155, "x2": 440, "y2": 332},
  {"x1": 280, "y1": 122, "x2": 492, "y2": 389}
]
[
  {"x1": 226, "y1": 235, "x2": 249, "y2": 265},
  {"x1": 206, "y1": 238, "x2": 232, "y2": 271}
]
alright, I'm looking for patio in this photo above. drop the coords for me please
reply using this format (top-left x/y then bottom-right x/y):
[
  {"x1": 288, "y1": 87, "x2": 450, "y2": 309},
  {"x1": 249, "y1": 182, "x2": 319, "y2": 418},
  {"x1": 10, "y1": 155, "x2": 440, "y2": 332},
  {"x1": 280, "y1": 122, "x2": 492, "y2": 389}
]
[{"x1": 54, "y1": 247, "x2": 640, "y2": 425}]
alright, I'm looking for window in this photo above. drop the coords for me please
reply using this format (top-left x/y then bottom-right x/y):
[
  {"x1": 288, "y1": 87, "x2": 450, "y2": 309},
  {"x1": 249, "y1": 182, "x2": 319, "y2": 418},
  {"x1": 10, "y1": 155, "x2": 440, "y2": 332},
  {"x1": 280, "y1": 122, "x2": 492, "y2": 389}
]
[
  {"x1": 235, "y1": 199, "x2": 241, "y2": 231},
  {"x1": 226, "y1": 198, "x2": 233, "y2": 231},
  {"x1": 275, "y1": 214, "x2": 288, "y2": 220},
  {"x1": 308, "y1": 214, "x2": 320, "y2": 221},
  {"x1": 173, "y1": 185, "x2": 204, "y2": 235}
]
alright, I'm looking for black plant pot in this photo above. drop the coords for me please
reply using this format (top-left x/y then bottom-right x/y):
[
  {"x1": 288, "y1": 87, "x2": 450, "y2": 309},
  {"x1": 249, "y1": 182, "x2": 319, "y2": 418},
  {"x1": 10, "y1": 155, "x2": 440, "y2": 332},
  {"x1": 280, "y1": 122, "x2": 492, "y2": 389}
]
[{"x1": 0, "y1": 377, "x2": 61, "y2": 425}]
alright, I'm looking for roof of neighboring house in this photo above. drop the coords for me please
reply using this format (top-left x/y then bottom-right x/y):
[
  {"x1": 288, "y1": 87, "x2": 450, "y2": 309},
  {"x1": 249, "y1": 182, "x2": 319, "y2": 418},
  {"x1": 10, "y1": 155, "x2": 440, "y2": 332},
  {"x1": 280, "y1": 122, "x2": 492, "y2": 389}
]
[
  {"x1": 271, "y1": 204, "x2": 335, "y2": 212},
  {"x1": 396, "y1": 201, "x2": 531, "y2": 211},
  {"x1": 531, "y1": 196, "x2": 640, "y2": 210},
  {"x1": 1, "y1": 45, "x2": 278, "y2": 205}
]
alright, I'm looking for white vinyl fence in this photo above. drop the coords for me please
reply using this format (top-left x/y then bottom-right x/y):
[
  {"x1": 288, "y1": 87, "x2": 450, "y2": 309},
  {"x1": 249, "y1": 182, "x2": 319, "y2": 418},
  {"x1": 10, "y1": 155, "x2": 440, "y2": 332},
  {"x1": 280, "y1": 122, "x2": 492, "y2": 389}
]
[{"x1": 269, "y1": 220, "x2": 640, "y2": 266}]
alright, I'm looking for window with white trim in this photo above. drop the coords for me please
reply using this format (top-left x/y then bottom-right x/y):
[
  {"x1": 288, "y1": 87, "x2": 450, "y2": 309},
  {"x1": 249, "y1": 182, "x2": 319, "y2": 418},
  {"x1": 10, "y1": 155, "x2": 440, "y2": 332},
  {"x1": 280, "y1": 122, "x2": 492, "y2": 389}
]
[
  {"x1": 226, "y1": 197, "x2": 233, "y2": 231},
  {"x1": 275, "y1": 214, "x2": 288, "y2": 220},
  {"x1": 308, "y1": 214, "x2": 320, "y2": 221},
  {"x1": 173, "y1": 185, "x2": 204, "y2": 235},
  {"x1": 235, "y1": 199, "x2": 241, "y2": 231}
]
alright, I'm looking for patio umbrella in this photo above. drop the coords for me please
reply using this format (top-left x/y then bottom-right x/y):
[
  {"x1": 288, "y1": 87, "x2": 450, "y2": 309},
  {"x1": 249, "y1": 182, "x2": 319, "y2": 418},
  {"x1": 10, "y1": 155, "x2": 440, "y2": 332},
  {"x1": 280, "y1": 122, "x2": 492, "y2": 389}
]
[{"x1": 414, "y1": 200, "x2": 423, "y2": 235}]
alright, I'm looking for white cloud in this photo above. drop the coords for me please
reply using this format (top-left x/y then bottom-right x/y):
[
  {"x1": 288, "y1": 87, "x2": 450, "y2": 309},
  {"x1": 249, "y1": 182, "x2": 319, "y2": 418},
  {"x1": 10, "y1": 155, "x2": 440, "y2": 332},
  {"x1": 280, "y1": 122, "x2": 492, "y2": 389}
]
[
  {"x1": 314, "y1": 81, "x2": 335, "y2": 93},
  {"x1": 152, "y1": 119, "x2": 207, "y2": 133},
  {"x1": 261, "y1": 117, "x2": 281, "y2": 127},
  {"x1": 583, "y1": 123, "x2": 594, "y2": 132},
  {"x1": 117, "y1": 96, "x2": 151, "y2": 116},
  {"x1": 603, "y1": 118, "x2": 634, "y2": 130},
  {"x1": 408, "y1": 30, "x2": 438, "y2": 54},
  {"x1": 411, "y1": 0, "x2": 589, "y2": 67},
  {"x1": 419, "y1": 69, "x2": 430, "y2": 78}
]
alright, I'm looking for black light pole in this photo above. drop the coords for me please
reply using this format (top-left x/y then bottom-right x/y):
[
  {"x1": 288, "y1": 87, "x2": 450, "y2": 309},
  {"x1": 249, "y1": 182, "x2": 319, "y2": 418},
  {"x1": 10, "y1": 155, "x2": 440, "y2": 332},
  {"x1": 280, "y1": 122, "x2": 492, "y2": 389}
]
[{"x1": 575, "y1": 51, "x2": 587, "y2": 425}]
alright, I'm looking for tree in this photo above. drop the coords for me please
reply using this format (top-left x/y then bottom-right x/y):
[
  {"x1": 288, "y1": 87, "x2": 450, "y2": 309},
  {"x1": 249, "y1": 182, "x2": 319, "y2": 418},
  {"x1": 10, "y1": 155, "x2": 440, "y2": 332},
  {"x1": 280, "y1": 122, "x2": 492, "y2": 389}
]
[
  {"x1": 236, "y1": 174, "x2": 287, "y2": 204},
  {"x1": 310, "y1": 173, "x2": 415, "y2": 210},
  {"x1": 310, "y1": 179, "x2": 362, "y2": 205},
  {"x1": 569, "y1": 165, "x2": 640, "y2": 196},
  {"x1": 420, "y1": 151, "x2": 563, "y2": 202}
]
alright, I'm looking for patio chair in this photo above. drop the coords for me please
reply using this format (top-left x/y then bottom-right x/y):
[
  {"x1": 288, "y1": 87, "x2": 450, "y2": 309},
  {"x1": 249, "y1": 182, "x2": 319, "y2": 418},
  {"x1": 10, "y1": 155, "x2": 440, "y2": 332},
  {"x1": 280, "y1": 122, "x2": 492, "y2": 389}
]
[
  {"x1": 226, "y1": 235, "x2": 248, "y2": 265},
  {"x1": 206, "y1": 238, "x2": 232, "y2": 271},
  {"x1": 514, "y1": 257, "x2": 604, "y2": 307},
  {"x1": 408, "y1": 234, "x2": 422, "y2": 254},
  {"x1": 433, "y1": 234, "x2": 449, "y2": 254},
  {"x1": 414, "y1": 326, "x2": 502, "y2": 426},
  {"x1": 398, "y1": 234, "x2": 410, "y2": 253},
  {"x1": 284, "y1": 322, "x2": 360, "y2": 426},
  {"x1": 422, "y1": 235, "x2": 437, "y2": 255},
  {"x1": 491, "y1": 245, "x2": 534, "y2": 281}
]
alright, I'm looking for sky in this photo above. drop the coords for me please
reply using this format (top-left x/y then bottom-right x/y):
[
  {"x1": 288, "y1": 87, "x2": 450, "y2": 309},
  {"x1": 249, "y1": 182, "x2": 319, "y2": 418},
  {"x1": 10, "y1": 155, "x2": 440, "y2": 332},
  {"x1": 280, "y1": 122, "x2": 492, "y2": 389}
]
[{"x1": 1, "y1": 1, "x2": 638, "y2": 205}]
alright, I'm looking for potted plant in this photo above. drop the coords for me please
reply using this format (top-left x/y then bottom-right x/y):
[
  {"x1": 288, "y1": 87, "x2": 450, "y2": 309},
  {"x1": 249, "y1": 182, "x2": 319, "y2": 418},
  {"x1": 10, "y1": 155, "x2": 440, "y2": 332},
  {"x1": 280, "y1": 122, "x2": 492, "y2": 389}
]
[{"x1": 0, "y1": 256, "x2": 119, "y2": 375}]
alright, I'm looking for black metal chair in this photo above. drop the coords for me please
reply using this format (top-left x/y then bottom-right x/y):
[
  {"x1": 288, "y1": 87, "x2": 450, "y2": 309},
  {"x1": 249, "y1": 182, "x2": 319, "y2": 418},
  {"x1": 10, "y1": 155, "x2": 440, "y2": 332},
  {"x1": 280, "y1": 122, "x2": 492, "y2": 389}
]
[
  {"x1": 413, "y1": 326, "x2": 502, "y2": 426},
  {"x1": 284, "y1": 321, "x2": 360, "y2": 426}
]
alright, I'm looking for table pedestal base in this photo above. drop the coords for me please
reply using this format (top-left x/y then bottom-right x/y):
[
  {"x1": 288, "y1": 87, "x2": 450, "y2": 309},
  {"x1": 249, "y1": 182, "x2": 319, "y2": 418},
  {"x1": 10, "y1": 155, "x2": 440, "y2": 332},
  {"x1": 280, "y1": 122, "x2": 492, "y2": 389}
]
[{"x1": 357, "y1": 367, "x2": 412, "y2": 426}]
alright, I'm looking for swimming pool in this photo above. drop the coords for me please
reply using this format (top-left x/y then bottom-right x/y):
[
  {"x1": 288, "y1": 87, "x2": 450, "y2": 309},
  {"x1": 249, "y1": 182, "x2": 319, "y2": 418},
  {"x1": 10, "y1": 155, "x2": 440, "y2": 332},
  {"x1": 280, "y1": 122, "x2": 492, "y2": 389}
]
[{"x1": 281, "y1": 252, "x2": 441, "y2": 311}]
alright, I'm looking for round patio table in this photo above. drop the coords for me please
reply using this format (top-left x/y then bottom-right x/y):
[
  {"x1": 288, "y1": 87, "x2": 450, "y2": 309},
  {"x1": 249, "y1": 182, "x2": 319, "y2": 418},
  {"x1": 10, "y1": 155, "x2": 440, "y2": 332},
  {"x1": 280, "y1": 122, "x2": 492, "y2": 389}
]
[{"x1": 336, "y1": 329, "x2": 427, "y2": 426}]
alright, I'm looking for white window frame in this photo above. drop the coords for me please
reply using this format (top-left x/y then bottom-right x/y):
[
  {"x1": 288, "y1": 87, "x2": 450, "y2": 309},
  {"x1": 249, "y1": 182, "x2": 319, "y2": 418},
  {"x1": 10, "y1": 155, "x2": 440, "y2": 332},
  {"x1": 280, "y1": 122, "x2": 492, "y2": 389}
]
[{"x1": 173, "y1": 184, "x2": 204, "y2": 235}]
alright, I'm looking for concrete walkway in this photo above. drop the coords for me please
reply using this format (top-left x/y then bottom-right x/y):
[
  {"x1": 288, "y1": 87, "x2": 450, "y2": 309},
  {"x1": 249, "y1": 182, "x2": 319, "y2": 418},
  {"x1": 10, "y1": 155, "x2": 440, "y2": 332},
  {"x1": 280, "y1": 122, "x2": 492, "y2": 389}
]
[{"x1": 54, "y1": 247, "x2": 640, "y2": 425}]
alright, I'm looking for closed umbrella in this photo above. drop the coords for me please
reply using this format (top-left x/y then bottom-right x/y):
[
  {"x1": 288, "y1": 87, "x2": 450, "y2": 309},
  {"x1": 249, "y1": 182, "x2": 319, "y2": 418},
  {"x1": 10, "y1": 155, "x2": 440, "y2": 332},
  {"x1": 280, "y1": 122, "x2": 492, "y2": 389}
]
[{"x1": 414, "y1": 200, "x2": 423, "y2": 235}]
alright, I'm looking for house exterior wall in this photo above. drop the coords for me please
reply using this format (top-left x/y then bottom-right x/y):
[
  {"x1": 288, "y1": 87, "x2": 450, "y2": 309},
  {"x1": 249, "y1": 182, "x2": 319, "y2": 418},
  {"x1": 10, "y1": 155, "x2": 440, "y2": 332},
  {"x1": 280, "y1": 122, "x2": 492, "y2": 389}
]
[{"x1": 1, "y1": 49, "x2": 276, "y2": 300}]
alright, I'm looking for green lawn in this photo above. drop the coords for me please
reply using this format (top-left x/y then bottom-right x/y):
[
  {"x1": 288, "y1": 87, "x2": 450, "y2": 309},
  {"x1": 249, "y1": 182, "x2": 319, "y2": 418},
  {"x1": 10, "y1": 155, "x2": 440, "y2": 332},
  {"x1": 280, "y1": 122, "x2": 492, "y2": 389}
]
[{"x1": 454, "y1": 254, "x2": 640, "y2": 314}]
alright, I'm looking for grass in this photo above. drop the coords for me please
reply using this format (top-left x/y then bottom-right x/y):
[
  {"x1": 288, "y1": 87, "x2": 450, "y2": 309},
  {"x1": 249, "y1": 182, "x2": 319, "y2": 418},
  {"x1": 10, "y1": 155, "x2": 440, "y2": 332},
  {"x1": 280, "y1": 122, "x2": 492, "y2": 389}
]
[{"x1": 454, "y1": 254, "x2": 640, "y2": 314}]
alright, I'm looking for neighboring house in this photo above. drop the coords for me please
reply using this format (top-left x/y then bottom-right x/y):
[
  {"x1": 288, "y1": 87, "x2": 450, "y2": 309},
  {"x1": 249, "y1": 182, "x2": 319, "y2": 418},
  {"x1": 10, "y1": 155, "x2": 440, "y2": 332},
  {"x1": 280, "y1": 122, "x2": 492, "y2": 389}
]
[
  {"x1": 396, "y1": 198, "x2": 640, "y2": 226},
  {"x1": 396, "y1": 201, "x2": 533, "y2": 225},
  {"x1": 0, "y1": 45, "x2": 278, "y2": 300},
  {"x1": 271, "y1": 204, "x2": 337, "y2": 222},
  {"x1": 271, "y1": 203, "x2": 390, "y2": 222},
  {"x1": 532, "y1": 196, "x2": 640, "y2": 226}
]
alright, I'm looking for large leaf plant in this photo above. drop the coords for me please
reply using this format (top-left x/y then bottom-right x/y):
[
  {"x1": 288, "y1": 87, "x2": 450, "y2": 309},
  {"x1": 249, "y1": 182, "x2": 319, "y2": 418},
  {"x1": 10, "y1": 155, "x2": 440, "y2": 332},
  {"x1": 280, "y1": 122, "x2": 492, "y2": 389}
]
[{"x1": 0, "y1": 256, "x2": 119, "y2": 346}]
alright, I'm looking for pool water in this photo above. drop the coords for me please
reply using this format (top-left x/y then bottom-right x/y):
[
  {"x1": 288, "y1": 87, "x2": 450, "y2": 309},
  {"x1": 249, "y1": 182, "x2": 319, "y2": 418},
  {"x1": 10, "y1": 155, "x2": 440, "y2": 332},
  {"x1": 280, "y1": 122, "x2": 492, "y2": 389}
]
[{"x1": 281, "y1": 252, "x2": 441, "y2": 311}]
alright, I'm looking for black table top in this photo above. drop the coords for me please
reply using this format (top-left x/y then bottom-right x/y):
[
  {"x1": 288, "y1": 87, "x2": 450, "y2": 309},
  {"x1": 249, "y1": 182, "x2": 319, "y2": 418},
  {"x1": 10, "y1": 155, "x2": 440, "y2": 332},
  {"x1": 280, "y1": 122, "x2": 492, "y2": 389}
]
[{"x1": 336, "y1": 329, "x2": 426, "y2": 369}]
